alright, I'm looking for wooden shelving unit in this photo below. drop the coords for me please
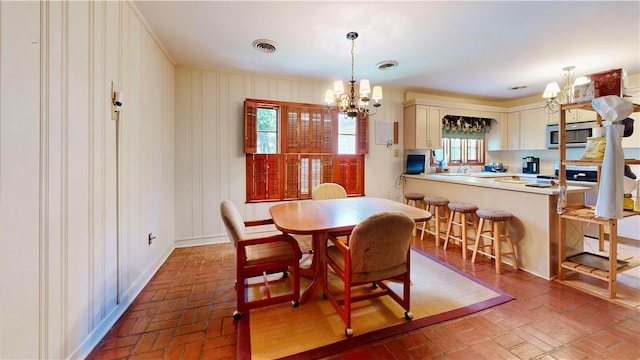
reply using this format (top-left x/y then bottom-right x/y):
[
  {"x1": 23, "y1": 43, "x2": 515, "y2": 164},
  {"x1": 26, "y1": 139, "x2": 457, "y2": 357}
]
[{"x1": 557, "y1": 101, "x2": 640, "y2": 302}]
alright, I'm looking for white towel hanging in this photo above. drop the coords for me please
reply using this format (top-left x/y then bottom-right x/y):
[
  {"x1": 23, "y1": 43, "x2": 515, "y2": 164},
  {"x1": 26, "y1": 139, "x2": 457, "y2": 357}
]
[{"x1": 595, "y1": 124, "x2": 625, "y2": 219}]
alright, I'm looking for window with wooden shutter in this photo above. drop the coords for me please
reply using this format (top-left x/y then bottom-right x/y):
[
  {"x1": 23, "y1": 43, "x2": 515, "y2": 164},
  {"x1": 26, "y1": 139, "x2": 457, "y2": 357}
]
[{"x1": 244, "y1": 99, "x2": 366, "y2": 202}]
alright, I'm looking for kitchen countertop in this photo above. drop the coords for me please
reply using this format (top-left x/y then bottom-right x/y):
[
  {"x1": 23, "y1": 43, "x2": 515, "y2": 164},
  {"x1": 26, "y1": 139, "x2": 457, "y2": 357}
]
[{"x1": 406, "y1": 173, "x2": 590, "y2": 195}]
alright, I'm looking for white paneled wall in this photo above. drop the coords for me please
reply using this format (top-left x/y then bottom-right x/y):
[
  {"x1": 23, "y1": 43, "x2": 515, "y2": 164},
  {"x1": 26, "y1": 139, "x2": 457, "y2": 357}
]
[
  {"x1": 0, "y1": 2, "x2": 175, "y2": 359},
  {"x1": 174, "y1": 70, "x2": 407, "y2": 247}
]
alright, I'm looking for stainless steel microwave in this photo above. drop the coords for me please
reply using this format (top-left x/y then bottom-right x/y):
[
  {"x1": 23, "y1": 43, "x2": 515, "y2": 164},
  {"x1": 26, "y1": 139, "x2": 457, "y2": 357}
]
[{"x1": 546, "y1": 120, "x2": 597, "y2": 149}]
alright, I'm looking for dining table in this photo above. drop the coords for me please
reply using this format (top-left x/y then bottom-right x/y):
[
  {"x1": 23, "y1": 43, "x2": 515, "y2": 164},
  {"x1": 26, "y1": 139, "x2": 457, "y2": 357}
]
[{"x1": 269, "y1": 197, "x2": 432, "y2": 303}]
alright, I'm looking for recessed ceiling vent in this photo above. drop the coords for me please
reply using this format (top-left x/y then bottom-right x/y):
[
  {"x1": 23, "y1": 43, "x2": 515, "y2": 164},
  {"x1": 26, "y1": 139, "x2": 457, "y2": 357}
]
[
  {"x1": 377, "y1": 60, "x2": 399, "y2": 71},
  {"x1": 252, "y1": 39, "x2": 278, "y2": 54},
  {"x1": 509, "y1": 85, "x2": 528, "y2": 91}
]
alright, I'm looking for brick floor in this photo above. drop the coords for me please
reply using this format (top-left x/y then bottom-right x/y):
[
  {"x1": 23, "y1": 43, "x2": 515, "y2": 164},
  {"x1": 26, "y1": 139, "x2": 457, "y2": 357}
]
[{"x1": 87, "y1": 234, "x2": 640, "y2": 359}]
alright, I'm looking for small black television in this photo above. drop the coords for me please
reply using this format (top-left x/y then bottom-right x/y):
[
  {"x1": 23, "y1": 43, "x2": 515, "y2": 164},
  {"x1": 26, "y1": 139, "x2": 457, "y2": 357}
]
[{"x1": 405, "y1": 154, "x2": 426, "y2": 174}]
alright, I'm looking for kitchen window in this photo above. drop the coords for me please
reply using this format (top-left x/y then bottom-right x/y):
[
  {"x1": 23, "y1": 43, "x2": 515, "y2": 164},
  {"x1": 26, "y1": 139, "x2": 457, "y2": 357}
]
[
  {"x1": 431, "y1": 138, "x2": 485, "y2": 166},
  {"x1": 431, "y1": 115, "x2": 488, "y2": 166},
  {"x1": 244, "y1": 99, "x2": 367, "y2": 202}
]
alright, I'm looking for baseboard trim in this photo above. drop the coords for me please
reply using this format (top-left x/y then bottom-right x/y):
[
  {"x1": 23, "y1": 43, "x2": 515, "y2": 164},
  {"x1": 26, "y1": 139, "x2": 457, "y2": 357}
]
[{"x1": 68, "y1": 245, "x2": 174, "y2": 360}]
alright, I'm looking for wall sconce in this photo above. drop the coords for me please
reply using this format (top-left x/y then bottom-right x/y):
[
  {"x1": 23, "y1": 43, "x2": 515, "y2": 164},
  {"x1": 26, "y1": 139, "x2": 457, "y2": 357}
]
[{"x1": 111, "y1": 81, "x2": 123, "y2": 120}]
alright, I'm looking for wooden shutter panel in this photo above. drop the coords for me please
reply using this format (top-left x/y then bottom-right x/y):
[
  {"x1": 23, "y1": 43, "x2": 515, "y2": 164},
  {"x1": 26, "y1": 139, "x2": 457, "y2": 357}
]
[
  {"x1": 334, "y1": 155, "x2": 364, "y2": 195},
  {"x1": 283, "y1": 154, "x2": 299, "y2": 199},
  {"x1": 299, "y1": 110, "x2": 310, "y2": 152},
  {"x1": 244, "y1": 100, "x2": 257, "y2": 153},
  {"x1": 246, "y1": 154, "x2": 282, "y2": 201},
  {"x1": 322, "y1": 112, "x2": 336, "y2": 154},
  {"x1": 284, "y1": 107, "x2": 299, "y2": 153},
  {"x1": 246, "y1": 154, "x2": 267, "y2": 200},
  {"x1": 356, "y1": 112, "x2": 368, "y2": 154},
  {"x1": 309, "y1": 110, "x2": 323, "y2": 153},
  {"x1": 321, "y1": 155, "x2": 333, "y2": 183},
  {"x1": 266, "y1": 155, "x2": 281, "y2": 200}
]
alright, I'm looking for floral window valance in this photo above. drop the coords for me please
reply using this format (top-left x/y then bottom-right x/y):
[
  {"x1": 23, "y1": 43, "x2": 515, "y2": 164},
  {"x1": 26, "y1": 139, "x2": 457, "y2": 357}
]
[{"x1": 441, "y1": 115, "x2": 493, "y2": 139}]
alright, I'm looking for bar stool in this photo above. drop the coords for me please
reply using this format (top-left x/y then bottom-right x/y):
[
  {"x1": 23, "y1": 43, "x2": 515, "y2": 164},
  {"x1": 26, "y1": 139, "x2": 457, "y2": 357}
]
[
  {"x1": 404, "y1": 192, "x2": 425, "y2": 236},
  {"x1": 443, "y1": 202, "x2": 478, "y2": 258},
  {"x1": 471, "y1": 209, "x2": 518, "y2": 274},
  {"x1": 404, "y1": 192, "x2": 425, "y2": 209},
  {"x1": 420, "y1": 196, "x2": 450, "y2": 246}
]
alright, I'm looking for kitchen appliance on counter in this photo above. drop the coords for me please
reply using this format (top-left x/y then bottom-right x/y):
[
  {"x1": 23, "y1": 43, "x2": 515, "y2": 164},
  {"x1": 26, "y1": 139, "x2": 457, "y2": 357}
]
[
  {"x1": 483, "y1": 162, "x2": 508, "y2": 172},
  {"x1": 522, "y1": 156, "x2": 539, "y2": 174}
]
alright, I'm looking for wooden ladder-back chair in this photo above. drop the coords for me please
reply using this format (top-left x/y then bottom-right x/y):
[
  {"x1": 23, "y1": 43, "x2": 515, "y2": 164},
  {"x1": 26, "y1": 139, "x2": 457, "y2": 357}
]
[
  {"x1": 312, "y1": 182, "x2": 347, "y2": 200},
  {"x1": 323, "y1": 211, "x2": 415, "y2": 337},
  {"x1": 220, "y1": 200, "x2": 302, "y2": 319}
]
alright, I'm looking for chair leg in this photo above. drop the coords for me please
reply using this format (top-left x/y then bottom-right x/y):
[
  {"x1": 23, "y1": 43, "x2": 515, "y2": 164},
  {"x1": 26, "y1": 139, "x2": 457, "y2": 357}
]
[
  {"x1": 471, "y1": 218, "x2": 485, "y2": 263},
  {"x1": 504, "y1": 222, "x2": 518, "y2": 270},
  {"x1": 494, "y1": 220, "x2": 502, "y2": 274},
  {"x1": 461, "y1": 213, "x2": 468, "y2": 259},
  {"x1": 443, "y1": 211, "x2": 455, "y2": 250}
]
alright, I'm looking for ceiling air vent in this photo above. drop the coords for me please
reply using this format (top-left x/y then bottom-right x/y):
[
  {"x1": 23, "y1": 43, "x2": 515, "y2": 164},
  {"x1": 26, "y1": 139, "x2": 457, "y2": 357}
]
[
  {"x1": 252, "y1": 39, "x2": 278, "y2": 54},
  {"x1": 377, "y1": 60, "x2": 399, "y2": 71}
]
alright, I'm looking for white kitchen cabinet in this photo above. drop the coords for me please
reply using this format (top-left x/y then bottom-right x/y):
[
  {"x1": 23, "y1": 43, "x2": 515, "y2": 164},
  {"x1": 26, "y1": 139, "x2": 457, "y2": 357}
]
[
  {"x1": 566, "y1": 108, "x2": 598, "y2": 123},
  {"x1": 507, "y1": 111, "x2": 520, "y2": 150},
  {"x1": 486, "y1": 113, "x2": 509, "y2": 151},
  {"x1": 546, "y1": 107, "x2": 596, "y2": 124},
  {"x1": 519, "y1": 107, "x2": 548, "y2": 150},
  {"x1": 403, "y1": 104, "x2": 442, "y2": 149}
]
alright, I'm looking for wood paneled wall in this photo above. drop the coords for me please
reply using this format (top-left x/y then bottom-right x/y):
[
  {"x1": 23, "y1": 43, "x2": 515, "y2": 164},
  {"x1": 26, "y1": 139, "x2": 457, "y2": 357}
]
[
  {"x1": 0, "y1": 2, "x2": 175, "y2": 358},
  {"x1": 174, "y1": 70, "x2": 407, "y2": 247}
]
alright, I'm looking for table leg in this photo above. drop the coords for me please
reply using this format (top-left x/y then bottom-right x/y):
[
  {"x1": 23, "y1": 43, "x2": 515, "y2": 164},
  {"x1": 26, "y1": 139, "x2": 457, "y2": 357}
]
[{"x1": 298, "y1": 231, "x2": 327, "y2": 303}]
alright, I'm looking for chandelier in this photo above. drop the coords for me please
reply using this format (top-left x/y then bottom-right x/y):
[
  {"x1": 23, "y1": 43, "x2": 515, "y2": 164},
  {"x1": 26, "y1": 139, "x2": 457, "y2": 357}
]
[
  {"x1": 324, "y1": 32, "x2": 382, "y2": 118},
  {"x1": 542, "y1": 66, "x2": 590, "y2": 113}
]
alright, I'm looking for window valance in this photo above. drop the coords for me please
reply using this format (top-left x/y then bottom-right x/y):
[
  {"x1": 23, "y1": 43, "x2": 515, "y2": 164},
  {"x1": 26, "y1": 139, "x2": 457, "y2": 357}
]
[{"x1": 441, "y1": 115, "x2": 493, "y2": 139}]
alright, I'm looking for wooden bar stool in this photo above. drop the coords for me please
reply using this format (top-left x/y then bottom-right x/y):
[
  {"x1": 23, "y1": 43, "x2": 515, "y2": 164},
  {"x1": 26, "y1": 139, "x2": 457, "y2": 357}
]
[
  {"x1": 404, "y1": 192, "x2": 425, "y2": 236},
  {"x1": 420, "y1": 196, "x2": 449, "y2": 246},
  {"x1": 443, "y1": 202, "x2": 478, "y2": 258},
  {"x1": 404, "y1": 192, "x2": 425, "y2": 208},
  {"x1": 471, "y1": 209, "x2": 518, "y2": 274}
]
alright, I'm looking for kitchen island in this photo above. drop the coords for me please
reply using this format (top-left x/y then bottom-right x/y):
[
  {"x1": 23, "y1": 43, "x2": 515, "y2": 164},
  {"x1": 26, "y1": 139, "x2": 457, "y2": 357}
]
[{"x1": 404, "y1": 173, "x2": 590, "y2": 279}]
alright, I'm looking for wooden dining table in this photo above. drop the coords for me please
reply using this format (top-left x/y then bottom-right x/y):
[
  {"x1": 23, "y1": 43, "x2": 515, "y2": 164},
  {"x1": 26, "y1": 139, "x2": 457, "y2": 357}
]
[{"x1": 269, "y1": 197, "x2": 432, "y2": 303}]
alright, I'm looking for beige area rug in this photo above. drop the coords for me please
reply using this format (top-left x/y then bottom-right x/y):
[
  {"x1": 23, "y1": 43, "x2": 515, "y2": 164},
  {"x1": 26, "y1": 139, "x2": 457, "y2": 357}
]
[{"x1": 237, "y1": 248, "x2": 514, "y2": 360}]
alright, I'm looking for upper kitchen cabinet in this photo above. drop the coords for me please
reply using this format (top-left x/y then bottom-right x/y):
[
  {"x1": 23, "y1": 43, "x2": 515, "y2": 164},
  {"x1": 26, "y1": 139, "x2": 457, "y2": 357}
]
[
  {"x1": 403, "y1": 100, "x2": 442, "y2": 149},
  {"x1": 507, "y1": 111, "x2": 521, "y2": 150},
  {"x1": 486, "y1": 111, "x2": 519, "y2": 150},
  {"x1": 486, "y1": 113, "x2": 509, "y2": 151},
  {"x1": 519, "y1": 106, "x2": 548, "y2": 150}
]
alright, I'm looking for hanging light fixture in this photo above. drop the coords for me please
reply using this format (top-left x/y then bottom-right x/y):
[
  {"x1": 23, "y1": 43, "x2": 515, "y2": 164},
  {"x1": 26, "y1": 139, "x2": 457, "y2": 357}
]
[
  {"x1": 542, "y1": 66, "x2": 591, "y2": 114},
  {"x1": 324, "y1": 32, "x2": 382, "y2": 118}
]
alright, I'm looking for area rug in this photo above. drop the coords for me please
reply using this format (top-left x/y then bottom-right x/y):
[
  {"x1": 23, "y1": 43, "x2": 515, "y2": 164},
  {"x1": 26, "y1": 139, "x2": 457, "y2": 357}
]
[{"x1": 237, "y1": 248, "x2": 514, "y2": 360}]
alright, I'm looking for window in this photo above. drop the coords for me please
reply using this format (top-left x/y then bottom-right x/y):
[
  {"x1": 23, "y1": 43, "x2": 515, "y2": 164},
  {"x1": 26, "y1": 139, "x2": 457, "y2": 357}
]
[
  {"x1": 245, "y1": 99, "x2": 367, "y2": 202},
  {"x1": 338, "y1": 113, "x2": 356, "y2": 154},
  {"x1": 256, "y1": 106, "x2": 278, "y2": 154},
  {"x1": 432, "y1": 138, "x2": 485, "y2": 166},
  {"x1": 431, "y1": 115, "x2": 488, "y2": 166}
]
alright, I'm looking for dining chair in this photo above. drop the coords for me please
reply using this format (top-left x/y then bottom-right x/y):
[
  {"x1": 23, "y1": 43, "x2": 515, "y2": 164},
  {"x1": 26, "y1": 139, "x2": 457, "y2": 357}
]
[
  {"x1": 312, "y1": 182, "x2": 347, "y2": 200},
  {"x1": 312, "y1": 182, "x2": 349, "y2": 245},
  {"x1": 322, "y1": 211, "x2": 415, "y2": 337},
  {"x1": 220, "y1": 200, "x2": 302, "y2": 319}
]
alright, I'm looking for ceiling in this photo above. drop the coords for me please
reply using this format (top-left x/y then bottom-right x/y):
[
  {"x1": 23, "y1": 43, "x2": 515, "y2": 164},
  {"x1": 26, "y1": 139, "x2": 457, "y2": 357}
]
[{"x1": 133, "y1": 1, "x2": 640, "y2": 101}]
